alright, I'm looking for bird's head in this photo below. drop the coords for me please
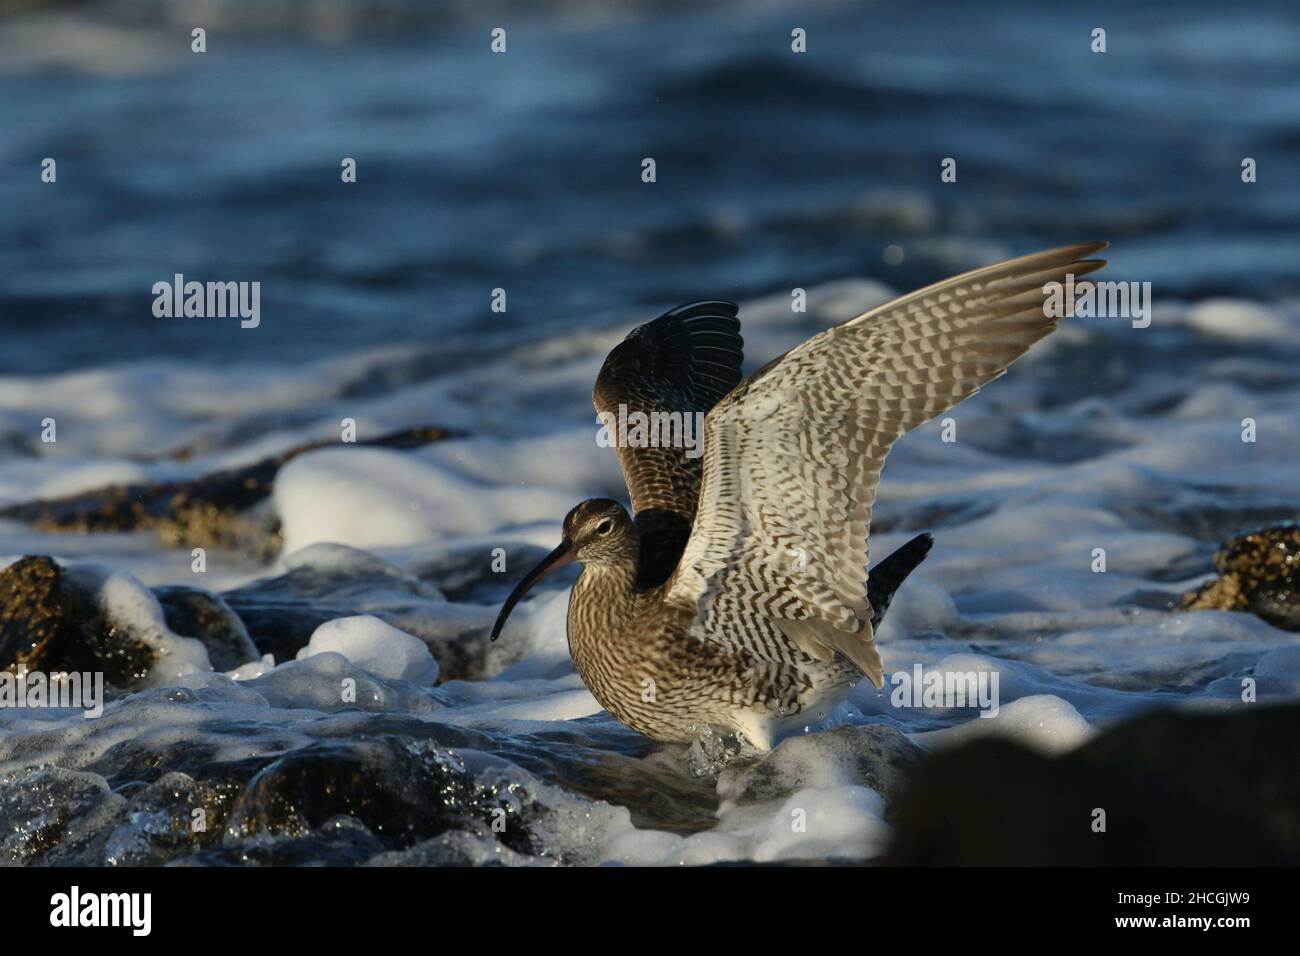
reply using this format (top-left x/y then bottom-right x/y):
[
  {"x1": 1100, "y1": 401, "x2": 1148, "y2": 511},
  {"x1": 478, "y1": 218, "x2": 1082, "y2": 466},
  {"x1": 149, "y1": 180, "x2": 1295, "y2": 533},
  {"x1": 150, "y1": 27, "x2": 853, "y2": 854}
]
[
  {"x1": 562, "y1": 497, "x2": 635, "y2": 564},
  {"x1": 489, "y1": 498, "x2": 633, "y2": 642}
]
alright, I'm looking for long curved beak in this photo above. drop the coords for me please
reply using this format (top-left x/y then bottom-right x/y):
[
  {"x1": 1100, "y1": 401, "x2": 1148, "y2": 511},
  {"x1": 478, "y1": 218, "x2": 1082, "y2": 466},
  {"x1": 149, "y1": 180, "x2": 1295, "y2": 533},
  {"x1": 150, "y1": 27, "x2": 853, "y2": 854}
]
[{"x1": 489, "y1": 540, "x2": 575, "y2": 642}]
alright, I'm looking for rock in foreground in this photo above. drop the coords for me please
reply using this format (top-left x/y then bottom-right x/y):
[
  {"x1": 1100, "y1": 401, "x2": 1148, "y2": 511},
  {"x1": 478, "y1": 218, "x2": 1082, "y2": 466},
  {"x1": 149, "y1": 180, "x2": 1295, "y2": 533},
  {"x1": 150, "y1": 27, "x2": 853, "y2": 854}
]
[{"x1": 887, "y1": 703, "x2": 1300, "y2": 865}]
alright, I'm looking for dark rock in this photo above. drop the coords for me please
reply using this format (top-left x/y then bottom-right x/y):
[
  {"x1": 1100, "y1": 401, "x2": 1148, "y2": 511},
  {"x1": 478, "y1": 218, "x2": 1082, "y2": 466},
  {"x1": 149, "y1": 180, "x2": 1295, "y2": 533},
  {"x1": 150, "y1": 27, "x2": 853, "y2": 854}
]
[
  {"x1": 221, "y1": 549, "x2": 513, "y2": 680},
  {"x1": 1074, "y1": 703, "x2": 1300, "y2": 851},
  {"x1": 887, "y1": 703, "x2": 1300, "y2": 865},
  {"x1": 218, "y1": 546, "x2": 439, "y2": 664},
  {"x1": 224, "y1": 738, "x2": 539, "y2": 860},
  {"x1": 214, "y1": 601, "x2": 334, "y2": 665},
  {"x1": 155, "y1": 586, "x2": 261, "y2": 671},
  {"x1": 503, "y1": 730, "x2": 718, "y2": 835},
  {"x1": 102, "y1": 771, "x2": 243, "y2": 866},
  {"x1": 185, "y1": 815, "x2": 389, "y2": 866},
  {"x1": 412, "y1": 541, "x2": 574, "y2": 604},
  {"x1": 1182, "y1": 524, "x2": 1300, "y2": 630},
  {"x1": 0, "y1": 766, "x2": 125, "y2": 866},
  {"x1": 0, "y1": 556, "x2": 155, "y2": 686}
]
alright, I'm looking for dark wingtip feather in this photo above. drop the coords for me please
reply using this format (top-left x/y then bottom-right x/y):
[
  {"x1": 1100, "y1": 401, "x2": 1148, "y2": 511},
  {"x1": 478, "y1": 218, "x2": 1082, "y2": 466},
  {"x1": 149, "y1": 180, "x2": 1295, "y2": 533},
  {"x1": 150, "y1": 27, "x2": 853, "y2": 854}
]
[
  {"x1": 867, "y1": 533, "x2": 934, "y2": 630},
  {"x1": 595, "y1": 299, "x2": 745, "y2": 412}
]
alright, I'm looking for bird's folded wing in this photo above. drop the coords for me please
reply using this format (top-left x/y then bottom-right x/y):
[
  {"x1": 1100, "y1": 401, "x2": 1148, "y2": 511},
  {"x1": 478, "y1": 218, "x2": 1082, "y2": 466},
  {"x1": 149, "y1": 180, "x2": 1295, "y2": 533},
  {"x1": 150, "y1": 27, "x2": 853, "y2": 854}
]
[
  {"x1": 666, "y1": 242, "x2": 1108, "y2": 683},
  {"x1": 593, "y1": 300, "x2": 744, "y2": 518}
]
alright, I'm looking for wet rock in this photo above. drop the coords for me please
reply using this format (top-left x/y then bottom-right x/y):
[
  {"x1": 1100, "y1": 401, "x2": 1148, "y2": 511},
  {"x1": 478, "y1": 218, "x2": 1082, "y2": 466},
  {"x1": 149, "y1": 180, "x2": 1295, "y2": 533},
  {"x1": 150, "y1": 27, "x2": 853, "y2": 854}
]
[
  {"x1": 155, "y1": 586, "x2": 260, "y2": 671},
  {"x1": 1182, "y1": 525, "x2": 1300, "y2": 630},
  {"x1": 717, "y1": 724, "x2": 921, "y2": 821},
  {"x1": 886, "y1": 703, "x2": 1300, "y2": 865},
  {"x1": 504, "y1": 730, "x2": 718, "y2": 836},
  {"x1": 0, "y1": 556, "x2": 155, "y2": 685},
  {"x1": 268, "y1": 543, "x2": 446, "y2": 603},
  {"x1": 411, "y1": 541, "x2": 570, "y2": 604},
  {"x1": 0, "y1": 766, "x2": 126, "y2": 866},
  {"x1": 103, "y1": 771, "x2": 243, "y2": 866},
  {"x1": 221, "y1": 544, "x2": 447, "y2": 664},
  {"x1": 212, "y1": 601, "x2": 334, "y2": 666},
  {"x1": 222, "y1": 546, "x2": 513, "y2": 680},
  {"x1": 0, "y1": 666, "x2": 747, "y2": 864},
  {"x1": 380, "y1": 610, "x2": 515, "y2": 683},
  {"x1": 223, "y1": 738, "x2": 539, "y2": 863},
  {"x1": 187, "y1": 815, "x2": 389, "y2": 866},
  {"x1": 4, "y1": 735, "x2": 563, "y2": 865},
  {"x1": 0, "y1": 424, "x2": 460, "y2": 560}
]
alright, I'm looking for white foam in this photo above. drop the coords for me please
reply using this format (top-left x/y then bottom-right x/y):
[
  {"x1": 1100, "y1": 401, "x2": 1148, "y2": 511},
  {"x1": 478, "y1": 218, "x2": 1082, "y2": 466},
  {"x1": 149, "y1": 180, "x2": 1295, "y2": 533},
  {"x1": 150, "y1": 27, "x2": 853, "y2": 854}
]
[
  {"x1": 297, "y1": 615, "x2": 439, "y2": 685},
  {"x1": 62, "y1": 562, "x2": 212, "y2": 684},
  {"x1": 600, "y1": 784, "x2": 888, "y2": 865},
  {"x1": 913, "y1": 693, "x2": 1094, "y2": 754},
  {"x1": 1183, "y1": 298, "x2": 1291, "y2": 342},
  {"x1": 34, "y1": 461, "x2": 154, "y2": 500},
  {"x1": 227, "y1": 654, "x2": 277, "y2": 681},
  {"x1": 274, "y1": 446, "x2": 578, "y2": 554}
]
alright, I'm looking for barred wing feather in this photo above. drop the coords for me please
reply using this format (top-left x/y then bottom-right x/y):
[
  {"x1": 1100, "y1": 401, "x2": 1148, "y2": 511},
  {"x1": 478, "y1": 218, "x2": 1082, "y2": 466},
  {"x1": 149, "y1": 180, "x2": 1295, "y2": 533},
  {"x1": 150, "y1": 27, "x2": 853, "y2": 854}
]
[{"x1": 666, "y1": 242, "x2": 1108, "y2": 685}]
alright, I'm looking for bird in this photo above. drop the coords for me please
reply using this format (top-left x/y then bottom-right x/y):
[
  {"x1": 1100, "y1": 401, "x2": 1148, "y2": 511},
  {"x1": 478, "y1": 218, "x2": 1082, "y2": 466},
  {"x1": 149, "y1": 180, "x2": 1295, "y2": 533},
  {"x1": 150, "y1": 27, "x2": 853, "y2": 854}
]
[{"x1": 491, "y1": 242, "x2": 1108, "y2": 750}]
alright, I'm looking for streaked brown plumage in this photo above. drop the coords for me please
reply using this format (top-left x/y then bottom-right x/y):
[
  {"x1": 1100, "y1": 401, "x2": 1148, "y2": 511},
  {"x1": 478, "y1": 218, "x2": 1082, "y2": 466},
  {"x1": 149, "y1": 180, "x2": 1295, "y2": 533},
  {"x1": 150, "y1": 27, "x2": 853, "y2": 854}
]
[{"x1": 493, "y1": 242, "x2": 1108, "y2": 749}]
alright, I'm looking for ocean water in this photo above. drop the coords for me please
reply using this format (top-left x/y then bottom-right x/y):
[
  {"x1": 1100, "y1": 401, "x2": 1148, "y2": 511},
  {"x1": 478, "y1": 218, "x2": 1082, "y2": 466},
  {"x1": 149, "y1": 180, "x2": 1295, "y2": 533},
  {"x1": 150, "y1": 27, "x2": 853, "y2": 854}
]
[{"x1": 0, "y1": 0, "x2": 1298, "y2": 865}]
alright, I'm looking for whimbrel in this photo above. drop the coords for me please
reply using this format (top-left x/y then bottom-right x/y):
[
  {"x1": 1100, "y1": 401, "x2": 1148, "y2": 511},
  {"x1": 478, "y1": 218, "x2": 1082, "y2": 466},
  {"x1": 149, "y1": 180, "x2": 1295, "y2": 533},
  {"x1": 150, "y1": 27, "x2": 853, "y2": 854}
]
[{"x1": 492, "y1": 242, "x2": 1108, "y2": 749}]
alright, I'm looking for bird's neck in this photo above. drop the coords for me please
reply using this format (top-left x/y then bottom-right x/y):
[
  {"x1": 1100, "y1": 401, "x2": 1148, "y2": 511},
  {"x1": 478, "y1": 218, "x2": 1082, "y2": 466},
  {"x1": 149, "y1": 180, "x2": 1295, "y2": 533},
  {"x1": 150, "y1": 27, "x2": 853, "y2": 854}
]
[
  {"x1": 574, "y1": 557, "x2": 639, "y2": 606},
  {"x1": 568, "y1": 557, "x2": 643, "y2": 651}
]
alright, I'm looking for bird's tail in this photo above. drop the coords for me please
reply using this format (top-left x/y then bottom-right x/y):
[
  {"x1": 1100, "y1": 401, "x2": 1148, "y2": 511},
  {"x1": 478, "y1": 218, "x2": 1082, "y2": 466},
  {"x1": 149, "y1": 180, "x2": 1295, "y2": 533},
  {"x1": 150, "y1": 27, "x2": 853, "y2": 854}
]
[{"x1": 868, "y1": 533, "x2": 934, "y2": 630}]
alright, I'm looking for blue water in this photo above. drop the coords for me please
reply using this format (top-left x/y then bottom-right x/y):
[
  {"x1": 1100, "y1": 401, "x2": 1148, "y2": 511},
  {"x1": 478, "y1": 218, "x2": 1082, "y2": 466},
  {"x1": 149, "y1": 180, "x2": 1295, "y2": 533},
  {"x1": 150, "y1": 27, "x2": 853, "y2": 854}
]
[{"x1": 1, "y1": 0, "x2": 1298, "y2": 374}]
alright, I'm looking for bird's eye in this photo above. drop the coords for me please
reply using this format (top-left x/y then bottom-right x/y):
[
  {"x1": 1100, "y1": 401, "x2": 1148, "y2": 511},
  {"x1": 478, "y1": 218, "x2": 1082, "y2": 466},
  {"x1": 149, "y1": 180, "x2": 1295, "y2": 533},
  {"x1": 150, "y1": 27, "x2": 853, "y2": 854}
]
[{"x1": 595, "y1": 519, "x2": 614, "y2": 536}]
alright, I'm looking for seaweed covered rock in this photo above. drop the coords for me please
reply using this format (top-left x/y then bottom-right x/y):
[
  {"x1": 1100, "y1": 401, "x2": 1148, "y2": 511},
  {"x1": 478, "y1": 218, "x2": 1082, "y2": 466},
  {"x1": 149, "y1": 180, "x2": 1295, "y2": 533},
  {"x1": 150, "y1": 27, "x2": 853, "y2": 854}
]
[
  {"x1": 0, "y1": 556, "x2": 154, "y2": 684},
  {"x1": 0, "y1": 424, "x2": 459, "y2": 561},
  {"x1": 1182, "y1": 524, "x2": 1300, "y2": 630},
  {"x1": 0, "y1": 556, "x2": 221, "y2": 688}
]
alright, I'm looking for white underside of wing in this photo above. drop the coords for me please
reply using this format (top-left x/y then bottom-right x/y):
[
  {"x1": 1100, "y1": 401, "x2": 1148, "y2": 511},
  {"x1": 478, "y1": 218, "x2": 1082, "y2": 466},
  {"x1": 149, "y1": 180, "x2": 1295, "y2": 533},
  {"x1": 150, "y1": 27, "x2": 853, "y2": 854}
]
[{"x1": 668, "y1": 242, "x2": 1108, "y2": 677}]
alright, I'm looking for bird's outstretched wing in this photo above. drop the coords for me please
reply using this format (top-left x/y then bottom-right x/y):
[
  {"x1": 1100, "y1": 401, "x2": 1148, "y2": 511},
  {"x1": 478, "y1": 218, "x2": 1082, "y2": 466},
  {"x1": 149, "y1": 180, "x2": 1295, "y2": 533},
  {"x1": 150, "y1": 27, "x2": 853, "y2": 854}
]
[
  {"x1": 665, "y1": 242, "x2": 1108, "y2": 685},
  {"x1": 593, "y1": 300, "x2": 744, "y2": 518}
]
